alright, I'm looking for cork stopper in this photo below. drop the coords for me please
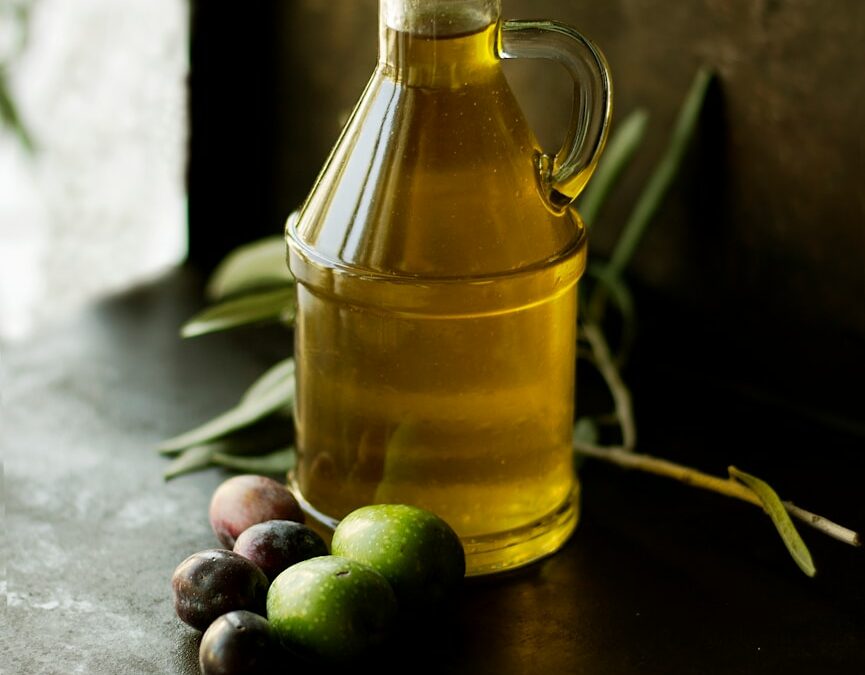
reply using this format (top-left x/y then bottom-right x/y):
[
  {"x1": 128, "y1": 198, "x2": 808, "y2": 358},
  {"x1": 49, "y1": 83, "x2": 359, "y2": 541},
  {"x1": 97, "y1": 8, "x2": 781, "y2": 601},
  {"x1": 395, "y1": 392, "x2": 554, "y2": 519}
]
[{"x1": 381, "y1": 0, "x2": 500, "y2": 36}]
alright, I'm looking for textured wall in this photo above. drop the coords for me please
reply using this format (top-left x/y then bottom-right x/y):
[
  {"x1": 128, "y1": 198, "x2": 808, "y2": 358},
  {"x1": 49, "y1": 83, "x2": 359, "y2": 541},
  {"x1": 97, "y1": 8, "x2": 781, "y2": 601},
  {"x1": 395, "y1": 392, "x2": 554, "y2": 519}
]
[
  {"x1": 526, "y1": 0, "x2": 865, "y2": 341},
  {"x1": 275, "y1": 0, "x2": 864, "y2": 412}
]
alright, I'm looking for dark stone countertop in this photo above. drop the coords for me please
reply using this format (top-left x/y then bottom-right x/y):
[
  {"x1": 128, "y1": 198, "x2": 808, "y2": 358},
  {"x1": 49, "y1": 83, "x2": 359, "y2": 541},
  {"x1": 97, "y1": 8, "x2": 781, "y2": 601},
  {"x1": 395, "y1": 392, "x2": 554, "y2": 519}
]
[{"x1": 4, "y1": 267, "x2": 864, "y2": 674}]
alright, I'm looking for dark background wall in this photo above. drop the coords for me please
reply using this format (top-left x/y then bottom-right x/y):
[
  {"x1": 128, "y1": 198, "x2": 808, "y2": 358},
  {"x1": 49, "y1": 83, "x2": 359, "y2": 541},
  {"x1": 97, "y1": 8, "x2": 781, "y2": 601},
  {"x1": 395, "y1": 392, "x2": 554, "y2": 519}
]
[{"x1": 189, "y1": 0, "x2": 864, "y2": 428}]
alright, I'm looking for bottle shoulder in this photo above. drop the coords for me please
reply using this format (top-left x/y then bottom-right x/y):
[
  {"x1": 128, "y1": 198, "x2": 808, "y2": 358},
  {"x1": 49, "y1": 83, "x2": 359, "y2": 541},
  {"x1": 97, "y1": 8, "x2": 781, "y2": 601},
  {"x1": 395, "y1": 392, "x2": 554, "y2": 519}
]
[{"x1": 294, "y1": 69, "x2": 584, "y2": 279}]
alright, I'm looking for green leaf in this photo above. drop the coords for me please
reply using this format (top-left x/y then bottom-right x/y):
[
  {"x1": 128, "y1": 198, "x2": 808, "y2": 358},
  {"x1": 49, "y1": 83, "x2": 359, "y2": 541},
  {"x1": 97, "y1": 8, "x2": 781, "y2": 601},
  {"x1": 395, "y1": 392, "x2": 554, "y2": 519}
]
[
  {"x1": 206, "y1": 234, "x2": 295, "y2": 301},
  {"x1": 0, "y1": 69, "x2": 35, "y2": 153},
  {"x1": 585, "y1": 263, "x2": 637, "y2": 365},
  {"x1": 573, "y1": 417, "x2": 600, "y2": 445},
  {"x1": 572, "y1": 418, "x2": 600, "y2": 470},
  {"x1": 163, "y1": 445, "x2": 215, "y2": 480},
  {"x1": 181, "y1": 288, "x2": 296, "y2": 338},
  {"x1": 578, "y1": 108, "x2": 649, "y2": 227},
  {"x1": 728, "y1": 466, "x2": 817, "y2": 577},
  {"x1": 212, "y1": 447, "x2": 297, "y2": 475},
  {"x1": 158, "y1": 363, "x2": 295, "y2": 452},
  {"x1": 605, "y1": 68, "x2": 714, "y2": 281},
  {"x1": 158, "y1": 416, "x2": 295, "y2": 457},
  {"x1": 241, "y1": 358, "x2": 296, "y2": 405}
]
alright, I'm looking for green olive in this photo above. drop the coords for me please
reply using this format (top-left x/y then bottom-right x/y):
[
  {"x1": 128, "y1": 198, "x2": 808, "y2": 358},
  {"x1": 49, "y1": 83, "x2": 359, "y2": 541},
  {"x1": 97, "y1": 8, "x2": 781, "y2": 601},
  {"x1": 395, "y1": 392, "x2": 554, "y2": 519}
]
[
  {"x1": 332, "y1": 504, "x2": 465, "y2": 613},
  {"x1": 266, "y1": 555, "x2": 397, "y2": 663}
]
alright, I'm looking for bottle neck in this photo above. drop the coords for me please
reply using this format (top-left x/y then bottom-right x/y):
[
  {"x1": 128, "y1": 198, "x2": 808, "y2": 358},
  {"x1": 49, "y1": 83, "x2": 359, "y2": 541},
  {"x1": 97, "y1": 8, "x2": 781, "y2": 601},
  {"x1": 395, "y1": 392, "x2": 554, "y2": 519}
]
[{"x1": 378, "y1": 0, "x2": 501, "y2": 86}]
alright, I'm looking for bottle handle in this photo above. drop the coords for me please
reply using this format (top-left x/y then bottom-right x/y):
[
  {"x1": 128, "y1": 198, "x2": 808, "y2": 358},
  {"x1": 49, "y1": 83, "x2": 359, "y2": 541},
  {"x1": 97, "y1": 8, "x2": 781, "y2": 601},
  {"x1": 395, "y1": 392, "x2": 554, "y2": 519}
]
[{"x1": 499, "y1": 20, "x2": 613, "y2": 213}]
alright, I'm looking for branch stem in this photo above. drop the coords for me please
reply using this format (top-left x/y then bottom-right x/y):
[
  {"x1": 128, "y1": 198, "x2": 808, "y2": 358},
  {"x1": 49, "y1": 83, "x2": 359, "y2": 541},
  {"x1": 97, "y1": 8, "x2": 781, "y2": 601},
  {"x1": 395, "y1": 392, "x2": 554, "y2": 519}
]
[
  {"x1": 582, "y1": 322, "x2": 637, "y2": 450},
  {"x1": 782, "y1": 501, "x2": 861, "y2": 548},
  {"x1": 573, "y1": 442, "x2": 861, "y2": 548}
]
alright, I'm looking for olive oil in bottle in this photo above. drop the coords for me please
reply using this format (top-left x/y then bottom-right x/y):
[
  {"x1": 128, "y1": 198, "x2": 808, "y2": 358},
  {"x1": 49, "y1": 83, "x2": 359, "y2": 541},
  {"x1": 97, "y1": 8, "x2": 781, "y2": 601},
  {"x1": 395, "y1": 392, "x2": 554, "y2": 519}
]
[{"x1": 287, "y1": 0, "x2": 610, "y2": 575}]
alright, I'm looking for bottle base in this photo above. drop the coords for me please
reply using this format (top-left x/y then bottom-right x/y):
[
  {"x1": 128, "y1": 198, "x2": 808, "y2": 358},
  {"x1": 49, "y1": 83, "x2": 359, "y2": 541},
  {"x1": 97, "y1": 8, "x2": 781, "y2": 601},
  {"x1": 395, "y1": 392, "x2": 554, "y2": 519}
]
[
  {"x1": 460, "y1": 484, "x2": 579, "y2": 576},
  {"x1": 289, "y1": 478, "x2": 580, "y2": 577}
]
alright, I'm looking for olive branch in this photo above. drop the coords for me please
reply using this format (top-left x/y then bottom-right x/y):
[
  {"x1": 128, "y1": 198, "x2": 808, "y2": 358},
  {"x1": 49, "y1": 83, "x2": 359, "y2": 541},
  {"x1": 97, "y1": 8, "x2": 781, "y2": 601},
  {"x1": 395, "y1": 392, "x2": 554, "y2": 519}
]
[
  {"x1": 0, "y1": 0, "x2": 36, "y2": 152},
  {"x1": 159, "y1": 68, "x2": 860, "y2": 576}
]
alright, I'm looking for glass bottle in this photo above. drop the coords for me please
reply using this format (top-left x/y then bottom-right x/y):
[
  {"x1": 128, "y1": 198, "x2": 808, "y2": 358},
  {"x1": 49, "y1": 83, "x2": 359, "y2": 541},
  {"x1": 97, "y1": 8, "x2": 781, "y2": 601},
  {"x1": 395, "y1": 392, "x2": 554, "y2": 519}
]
[{"x1": 287, "y1": 0, "x2": 611, "y2": 575}]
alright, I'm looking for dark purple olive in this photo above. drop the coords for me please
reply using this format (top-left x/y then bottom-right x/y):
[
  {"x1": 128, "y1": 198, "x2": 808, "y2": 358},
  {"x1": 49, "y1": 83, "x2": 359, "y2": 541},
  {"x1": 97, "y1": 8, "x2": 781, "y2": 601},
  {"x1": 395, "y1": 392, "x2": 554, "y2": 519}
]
[
  {"x1": 233, "y1": 520, "x2": 328, "y2": 581},
  {"x1": 199, "y1": 610, "x2": 280, "y2": 675},
  {"x1": 209, "y1": 475, "x2": 304, "y2": 548},
  {"x1": 172, "y1": 549, "x2": 268, "y2": 631}
]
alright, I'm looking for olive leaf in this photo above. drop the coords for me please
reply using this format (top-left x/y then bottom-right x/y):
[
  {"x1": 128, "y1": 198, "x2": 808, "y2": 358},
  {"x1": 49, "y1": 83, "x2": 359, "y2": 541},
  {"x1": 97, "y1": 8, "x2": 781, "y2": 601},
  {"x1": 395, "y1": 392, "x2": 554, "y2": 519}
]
[
  {"x1": 164, "y1": 443, "x2": 297, "y2": 480},
  {"x1": 0, "y1": 0, "x2": 36, "y2": 155},
  {"x1": 180, "y1": 288, "x2": 297, "y2": 338},
  {"x1": 577, "y1": 108, "x2": 649, "y2": 228},
  {"x1": 584, "y1": 68, "x2": 712, "y2": 331},
  {"x1": 729, "y1": 466, "x2": 817, "y2": 577},
  {"x1": 0, "y1": 70, "x2": 34, "y2": 153},
  {"x1": 161, "y1": 420, "x2": 295, "y2": 478},
  {"x1": 584, "y1": 262, "x2": 637, "y2": 365},
  {"x1": 163, "y1": 445, "x2": 216, "y2": 480},
  {"x1": 573, "y1": 418, "x2": 600, "y2": 445},
  {"x1": 159, "y1": 414, "x2": 295, "y2": 457},
  {"x1": 604, "y1": 68, "x2": 713, "y2": 282},
  {"x1": 206, "y1": 234, "x2": 295, "y2": 301},
  {"x1": 241, "y1": 358, "x2": 296, "y2": 405},
  {"x1": 158, "y1": 361, "x2": 295, "y2": 453},
  {"x1": 212, "y1": 447, "x2": 297, "y2": 475},
  {"x1": 572, "y1": 418, "x2": 600, "y2": 470}
]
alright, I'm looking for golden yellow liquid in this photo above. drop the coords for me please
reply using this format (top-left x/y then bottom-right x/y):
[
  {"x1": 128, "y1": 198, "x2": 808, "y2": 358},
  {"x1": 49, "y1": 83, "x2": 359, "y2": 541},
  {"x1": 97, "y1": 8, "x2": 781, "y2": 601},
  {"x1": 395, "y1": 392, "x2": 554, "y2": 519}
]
[{"x1": 287, "y1": 22, "x2": 587, "y2": 574}]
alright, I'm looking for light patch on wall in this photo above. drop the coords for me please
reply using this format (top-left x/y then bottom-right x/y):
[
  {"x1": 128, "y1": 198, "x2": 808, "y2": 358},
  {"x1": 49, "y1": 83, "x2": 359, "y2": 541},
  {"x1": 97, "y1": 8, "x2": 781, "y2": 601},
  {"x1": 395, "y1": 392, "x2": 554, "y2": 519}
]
[{"x1": 0, "y1": 0, "x2": 188, "y2": 341}]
